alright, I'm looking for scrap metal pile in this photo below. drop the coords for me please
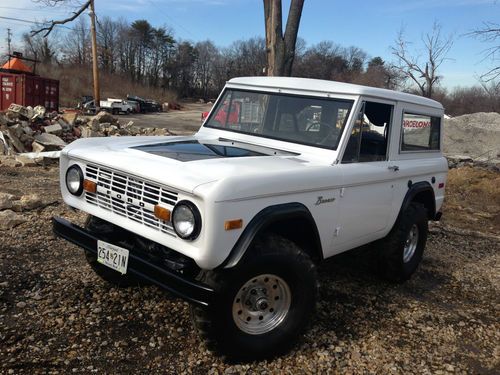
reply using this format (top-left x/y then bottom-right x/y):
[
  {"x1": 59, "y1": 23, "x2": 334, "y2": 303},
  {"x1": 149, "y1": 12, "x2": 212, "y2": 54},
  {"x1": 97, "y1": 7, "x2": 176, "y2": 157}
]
[{"x1": 0, "y1": 104, "x2": 174, "y2": 167}]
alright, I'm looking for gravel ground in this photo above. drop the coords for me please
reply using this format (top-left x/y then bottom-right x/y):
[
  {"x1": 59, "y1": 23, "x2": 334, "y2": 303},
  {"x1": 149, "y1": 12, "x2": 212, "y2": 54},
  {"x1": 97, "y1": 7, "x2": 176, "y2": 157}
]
[{"x1": 0, "y1": 165, "x2": 499, "y2": 374}]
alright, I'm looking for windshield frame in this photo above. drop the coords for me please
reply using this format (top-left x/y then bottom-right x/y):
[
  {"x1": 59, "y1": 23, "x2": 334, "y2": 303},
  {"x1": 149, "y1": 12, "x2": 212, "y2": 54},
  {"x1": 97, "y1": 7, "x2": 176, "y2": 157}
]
[{"x1": 203, "y1": 88, "x2": 354, "y2": 151}]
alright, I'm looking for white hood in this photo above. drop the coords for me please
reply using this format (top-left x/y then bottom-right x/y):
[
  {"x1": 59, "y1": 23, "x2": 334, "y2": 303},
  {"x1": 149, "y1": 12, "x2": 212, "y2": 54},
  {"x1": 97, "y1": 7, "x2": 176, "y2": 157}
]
[{"x1": 63, "y1": 135, "x2": 317, "y2": 194}]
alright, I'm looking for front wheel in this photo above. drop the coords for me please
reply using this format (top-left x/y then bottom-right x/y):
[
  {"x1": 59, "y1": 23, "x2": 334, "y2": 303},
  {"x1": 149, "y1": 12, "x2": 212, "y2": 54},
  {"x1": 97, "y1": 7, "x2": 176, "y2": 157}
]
[{"x1": 190, "y1": 234, "x2": 318, "y2": 361}]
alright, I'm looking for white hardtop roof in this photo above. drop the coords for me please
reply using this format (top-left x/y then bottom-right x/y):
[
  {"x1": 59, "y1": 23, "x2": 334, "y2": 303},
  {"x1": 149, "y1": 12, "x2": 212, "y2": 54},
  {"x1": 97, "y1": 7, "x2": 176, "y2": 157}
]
[{"x1": 227, "y1": 76, "x2": 443, "y2": 110}]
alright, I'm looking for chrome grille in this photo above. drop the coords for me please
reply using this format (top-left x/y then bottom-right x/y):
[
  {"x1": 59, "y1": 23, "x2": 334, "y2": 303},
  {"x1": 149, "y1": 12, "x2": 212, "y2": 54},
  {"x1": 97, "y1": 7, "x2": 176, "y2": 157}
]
[{"x1": 84, "y1": 164, "x2": 178, "y2": 237}]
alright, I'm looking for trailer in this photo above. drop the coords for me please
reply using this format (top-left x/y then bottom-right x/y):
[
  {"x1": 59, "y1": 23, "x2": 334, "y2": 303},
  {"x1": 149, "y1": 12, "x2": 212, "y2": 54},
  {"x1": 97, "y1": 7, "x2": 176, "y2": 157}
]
[
  {"x1": 0, "y1": 73, "x2": 59, "y2": 112},
  {"x1": 1, "y1": 55, "x2": 60, "y2": 112}
]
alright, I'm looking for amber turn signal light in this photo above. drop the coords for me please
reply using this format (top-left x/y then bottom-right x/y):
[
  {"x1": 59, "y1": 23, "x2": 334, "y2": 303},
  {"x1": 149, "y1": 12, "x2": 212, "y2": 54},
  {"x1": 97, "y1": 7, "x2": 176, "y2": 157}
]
[
  {"x1": 154, "y1": 205, "x2": 171, "y2": 221},
  {"x1": 83, "y1": 179, "x2": 97, "y2": 193},
  {"x1": 224, "y1": 219, "x2": 243, "y2": 231}
]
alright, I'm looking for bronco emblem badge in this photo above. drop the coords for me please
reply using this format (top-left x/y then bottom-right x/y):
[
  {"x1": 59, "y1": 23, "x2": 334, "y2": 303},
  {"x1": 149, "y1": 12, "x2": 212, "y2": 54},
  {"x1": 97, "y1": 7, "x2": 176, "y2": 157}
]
[{"x1": 315, "y1": 196, "x2": 336, "y2": 205}]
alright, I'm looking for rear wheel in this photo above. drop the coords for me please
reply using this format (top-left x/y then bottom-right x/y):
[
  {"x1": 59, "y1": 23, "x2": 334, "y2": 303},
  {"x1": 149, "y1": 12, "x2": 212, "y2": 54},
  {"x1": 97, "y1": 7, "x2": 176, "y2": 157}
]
[
  {"x1": 378, "y1": 203, "x2": 428, "y2": 282},
  {"x1": 190, "y1": 234, "x2": 318, "y2": 361}
]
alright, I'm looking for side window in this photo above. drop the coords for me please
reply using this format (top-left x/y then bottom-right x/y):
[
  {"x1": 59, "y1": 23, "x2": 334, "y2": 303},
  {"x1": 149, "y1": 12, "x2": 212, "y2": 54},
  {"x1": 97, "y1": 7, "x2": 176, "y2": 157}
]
[
  {"x1": 342, "y1": 101, "x2": 393, "y2": 163},
  {"x1": 401, "y1": 113, "x2": 441, "y2": 151}
]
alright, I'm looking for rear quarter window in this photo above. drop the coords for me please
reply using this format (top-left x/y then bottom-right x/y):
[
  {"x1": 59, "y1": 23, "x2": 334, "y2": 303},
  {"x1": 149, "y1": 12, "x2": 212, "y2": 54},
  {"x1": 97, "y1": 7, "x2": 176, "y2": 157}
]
[{"x1": 400, "y1": 113, "x2": 441, "y2": 152}]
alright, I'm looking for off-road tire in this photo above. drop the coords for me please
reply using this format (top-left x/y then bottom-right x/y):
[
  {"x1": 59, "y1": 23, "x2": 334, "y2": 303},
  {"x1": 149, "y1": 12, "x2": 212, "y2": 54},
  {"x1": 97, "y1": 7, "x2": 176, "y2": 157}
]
[
  {"x1": 190, "y1": 233, "x2": 318, "y2": 361},
  {"x1": 378, "y1": 203, "x2": 428, "y2": 283},
  {"x1": 84, "y1": 216, "x2": 142, "y2": 287}
]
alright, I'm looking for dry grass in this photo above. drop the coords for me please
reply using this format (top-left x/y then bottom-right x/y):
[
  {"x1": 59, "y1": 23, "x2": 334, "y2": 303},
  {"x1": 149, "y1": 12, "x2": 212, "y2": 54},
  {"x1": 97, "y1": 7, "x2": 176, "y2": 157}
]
[
  {"x1": 441, "y1": 167, "x2": 500, "y2": 234},
  {"x1": 37, "y1": 64, "x2": 177, "y2": 108}
]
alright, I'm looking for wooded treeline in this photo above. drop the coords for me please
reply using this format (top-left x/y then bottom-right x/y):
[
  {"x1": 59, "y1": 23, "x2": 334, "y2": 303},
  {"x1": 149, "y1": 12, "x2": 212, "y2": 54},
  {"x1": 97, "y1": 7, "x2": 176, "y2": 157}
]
[
  {"x1": 19, "y1": 17, "x2": 500, "y2": 115},
  {"x1": 20, "y1": 18, "x2": 402, "y2": 96}
]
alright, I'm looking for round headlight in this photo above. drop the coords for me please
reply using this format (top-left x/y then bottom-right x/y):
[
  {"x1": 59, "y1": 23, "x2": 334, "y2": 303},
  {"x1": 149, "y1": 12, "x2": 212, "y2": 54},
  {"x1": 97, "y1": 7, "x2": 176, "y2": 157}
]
[
  {"x1": 172, "y1": 201, "x2": 201, "y2": 240},
  {"x1": 65, "y1": 165, "x2": 83, "y2": 195}
]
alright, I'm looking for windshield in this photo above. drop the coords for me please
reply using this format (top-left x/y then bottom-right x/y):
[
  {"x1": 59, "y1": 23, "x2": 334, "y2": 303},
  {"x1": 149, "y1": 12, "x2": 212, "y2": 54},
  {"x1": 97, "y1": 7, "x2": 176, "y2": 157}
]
[{"x1": 204, "y1": 89, "x2": 353, "y2": 150}]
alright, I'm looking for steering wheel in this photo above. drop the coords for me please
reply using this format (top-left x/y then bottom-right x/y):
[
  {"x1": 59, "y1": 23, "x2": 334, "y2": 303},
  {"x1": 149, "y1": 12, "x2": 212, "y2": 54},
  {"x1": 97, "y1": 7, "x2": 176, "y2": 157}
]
[{"x1": 305, "y1": 122, "x2": 339, "y2": 144}]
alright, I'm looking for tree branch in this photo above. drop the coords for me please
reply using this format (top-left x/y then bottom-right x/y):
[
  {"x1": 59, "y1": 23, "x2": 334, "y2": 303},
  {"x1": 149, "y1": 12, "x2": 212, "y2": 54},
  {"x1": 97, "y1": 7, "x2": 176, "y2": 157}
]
[{"x1": 31, "y1": 0, "x2": 91, "y2": 37}]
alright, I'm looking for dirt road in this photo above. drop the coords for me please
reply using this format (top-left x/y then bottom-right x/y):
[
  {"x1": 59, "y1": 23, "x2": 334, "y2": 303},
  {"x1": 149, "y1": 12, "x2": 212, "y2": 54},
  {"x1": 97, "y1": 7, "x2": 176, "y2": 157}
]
[
  {"x1": 118, "y1": 102, "x2": 210, "y2": 134},
  {"x1": 0, "y1": 164, "x2": 498, "y2": 374}
]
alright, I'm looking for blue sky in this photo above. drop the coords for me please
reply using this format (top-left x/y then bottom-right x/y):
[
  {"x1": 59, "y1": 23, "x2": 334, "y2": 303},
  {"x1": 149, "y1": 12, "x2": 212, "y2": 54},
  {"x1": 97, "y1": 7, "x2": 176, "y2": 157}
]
[{"x1": 1, "y1": 0, "x2": 498, "y2": 88}]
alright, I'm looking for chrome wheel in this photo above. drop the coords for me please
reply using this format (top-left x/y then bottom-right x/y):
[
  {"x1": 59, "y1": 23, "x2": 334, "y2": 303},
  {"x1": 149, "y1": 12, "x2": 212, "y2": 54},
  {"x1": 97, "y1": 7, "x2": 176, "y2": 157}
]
[
  {"x1": 403, "y1": 224, "x2": 419, "y2": 263},
  {"x1": 232, "y1": 274, "x2": 291, "y2": 335}
]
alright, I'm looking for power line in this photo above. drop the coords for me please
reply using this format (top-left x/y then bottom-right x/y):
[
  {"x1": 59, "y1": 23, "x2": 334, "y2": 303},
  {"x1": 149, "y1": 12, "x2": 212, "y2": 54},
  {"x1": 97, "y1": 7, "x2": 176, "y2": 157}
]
[
  {"x1": 0, "y1": 6, "x2": 68, "y2": 15},
  {"x1": 145, "y1": 0, "x2": 197, "y2": 40},
  {"x1": 0, "y1": 16, "x2": 39, "y2": 24},
  {"x1": 0, "y1": 16, "x2": 72, "y2": 29}
]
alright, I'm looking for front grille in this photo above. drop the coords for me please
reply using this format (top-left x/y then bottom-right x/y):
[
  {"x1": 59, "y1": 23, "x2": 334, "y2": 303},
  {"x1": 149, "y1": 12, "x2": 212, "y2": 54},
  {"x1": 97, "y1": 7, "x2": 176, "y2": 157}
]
[{"x1": 84, "y1": 164, "x2": 178, "y2": 237}]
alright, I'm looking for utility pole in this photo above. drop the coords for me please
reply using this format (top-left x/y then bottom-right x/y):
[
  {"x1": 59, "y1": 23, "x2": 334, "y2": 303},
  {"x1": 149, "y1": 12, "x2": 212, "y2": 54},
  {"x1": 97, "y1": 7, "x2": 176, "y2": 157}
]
[
  {"x1": 89, "y1": 0, "x2": 100, "y2": 111},
  {"x1": 7, "y1": 28, "x2": 12, "y2": 57}
]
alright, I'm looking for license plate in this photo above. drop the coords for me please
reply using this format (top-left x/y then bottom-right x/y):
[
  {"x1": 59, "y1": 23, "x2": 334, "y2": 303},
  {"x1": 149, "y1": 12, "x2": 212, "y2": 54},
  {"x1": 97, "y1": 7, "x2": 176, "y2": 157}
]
[{"x1": 97, "y1": 240, "x2": 129, "y2": 274}]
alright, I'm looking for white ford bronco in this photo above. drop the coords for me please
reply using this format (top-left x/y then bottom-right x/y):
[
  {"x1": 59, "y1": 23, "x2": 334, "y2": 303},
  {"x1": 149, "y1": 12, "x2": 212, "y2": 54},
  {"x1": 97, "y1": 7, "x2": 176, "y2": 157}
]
[{"x1": 54, "y1": 77, "x2": 447, "y2": 360}]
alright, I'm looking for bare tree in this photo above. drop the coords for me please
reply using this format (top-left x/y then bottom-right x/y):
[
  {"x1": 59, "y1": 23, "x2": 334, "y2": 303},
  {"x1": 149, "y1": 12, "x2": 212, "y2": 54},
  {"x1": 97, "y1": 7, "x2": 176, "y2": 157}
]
[
  {"x1": 391, "y1": 22, "x2": 453, "y2": 98},
  {"x1": 97, "y1": 16, "x2": 119, "y2": 72},
  {"x1": 469, "y1": 21, "x2": 500, "y2": 84},
  {"x1": 31, "y1": 0, "x2": 92, "y2": 37},
  {"x1": 194, "y1": 41, "x2": 218, "y2": 99},
  {"x1": 22, "y1": 31, "x2": 60, "y2": 64},
  {"x1": 63, "y1": 16, "x2": 90, "y2": 65},
  {"x1": 263, "y1": 0, "x2": 304, "y2": 76}
]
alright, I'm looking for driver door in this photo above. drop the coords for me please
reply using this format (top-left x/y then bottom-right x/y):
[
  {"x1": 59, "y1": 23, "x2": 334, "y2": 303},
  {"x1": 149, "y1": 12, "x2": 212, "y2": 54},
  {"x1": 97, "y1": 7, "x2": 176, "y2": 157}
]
[{"x1": 331, "y1": 100, "x2": 397, "y2": 253}]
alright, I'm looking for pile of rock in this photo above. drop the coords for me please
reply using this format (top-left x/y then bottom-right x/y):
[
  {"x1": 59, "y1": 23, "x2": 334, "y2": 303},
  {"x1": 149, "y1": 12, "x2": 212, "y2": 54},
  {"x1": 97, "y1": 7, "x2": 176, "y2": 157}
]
[
  {"x1": 0, "y1": 104, "x2": 73, "y2": 155},
  {"x1": 0, "y1": 191, "x2": 45, "y2": 230},
  {"x1": 447, "y1": 155, "x2": 500, "y2": 172},
  {"x1": 0, "y1": 104, "x2": 175, "y2": 166}
]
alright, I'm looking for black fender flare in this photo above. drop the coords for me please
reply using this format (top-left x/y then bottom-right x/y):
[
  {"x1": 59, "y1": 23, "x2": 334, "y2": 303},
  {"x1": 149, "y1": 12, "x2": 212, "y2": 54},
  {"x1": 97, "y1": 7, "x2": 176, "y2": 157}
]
[
  {"x1": 398, "y1": 181, "x2": 436, "y2": 221},
  {"x1": 219, "y1": 202, "x2": 323, "y2": 269}
]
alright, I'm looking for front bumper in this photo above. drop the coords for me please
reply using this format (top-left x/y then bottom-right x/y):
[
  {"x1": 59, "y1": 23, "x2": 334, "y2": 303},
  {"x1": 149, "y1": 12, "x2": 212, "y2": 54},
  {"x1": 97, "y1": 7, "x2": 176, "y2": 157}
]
[{"x1": 52, "y1": 217, "x2": 214, "y2": 306}]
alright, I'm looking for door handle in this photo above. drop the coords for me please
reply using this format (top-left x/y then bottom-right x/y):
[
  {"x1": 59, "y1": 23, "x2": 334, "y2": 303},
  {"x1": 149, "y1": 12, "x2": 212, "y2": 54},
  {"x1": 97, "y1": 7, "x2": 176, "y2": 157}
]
[{"x1": 388, "y1": 165, "x2": 399, "y2": 171}]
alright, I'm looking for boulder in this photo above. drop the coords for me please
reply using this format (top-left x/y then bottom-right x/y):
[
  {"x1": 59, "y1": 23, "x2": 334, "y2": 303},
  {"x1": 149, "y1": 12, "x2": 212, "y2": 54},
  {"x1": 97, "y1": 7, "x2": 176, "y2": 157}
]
[
  {"x1": 31, "y1": 141, "x2": 45, "y2": 153},
  {"x1": 81, "y1": 127, "x2": 93, "y2": 138},
  {"x1": 0, "y1": 192, "x2": 15, "y2": 210},
  {"x1": 0, "y1": 114, "x2": 7, "y2": 126},
  {"x1": 89, "y1": 118, "x2": 100, "y2": 131},
  {"x1": 23, "y1": 126, "x2": 34, "y2": 136},
  {"x1": 12, "y1": 194, "x2": 43, "y2": 212},
  {"x1": 7, "y1": 103, "x2": 30, "y2": 119},
  {"x1": 34, "y1": 133, "x2": 67, "y2": 149},
  {"x1": 9, "y1": 124, "x2": 24, "y2": 138},
  {"x1": 44, "y1": 123, "x2": 63, "y2": 135},
  {"x1": 0, "y1": 210, "x2": 26, "y2": 230},
  {"x1": 4, "y1": 128, "x2": 26, "y2": 153},
  {"x1": 57, "y1": 118, "x2": 72, "y2": 130},
  {"x1": 32, "y1": 105, "x2": 46, "y2": 119},
  {"x1": 19, "y1": 134, "x2": 35, "y2": 150},
  {"x1": 0, "y1": 140, "x2": 6, "y2": 155},
  {"x1": 93, "y1": 111, "x2": 115, "y2": 124}
]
